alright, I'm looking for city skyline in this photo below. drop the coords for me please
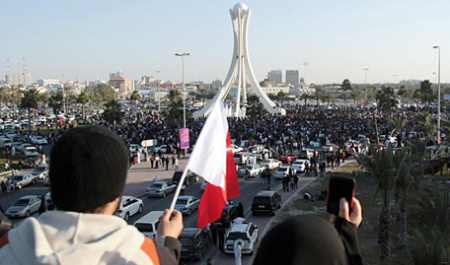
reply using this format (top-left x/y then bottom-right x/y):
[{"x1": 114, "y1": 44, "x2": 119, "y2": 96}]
[{"x1": 1, "y1": 1, "x2": 449, "y2": 85}]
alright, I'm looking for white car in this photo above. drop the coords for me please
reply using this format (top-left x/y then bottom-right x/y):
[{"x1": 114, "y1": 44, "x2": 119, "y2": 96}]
[
  {"x1": 6, "y1": 195, "x2": 42, "y2": 218},
  {"x1": 23, "y1": 146, "x2": 39, "y2": 157},
  {"x1": 238, "y1": 164, "x2": 265, "y2": 178},
  {"x1": 31, "y1": 136, "x2": 48, "y2": 145},
  {"x1": 231, "y1": 144, "x2": 244, "y2": 153},
  {"x1": 129, "y1": 144, "x2": 144, "y2": 154},
  {"x1": 155, "y1": 145, "x2": 168, "y2": 153},
  {"x1": 259, "y1": 159, "x2": 282, "y2": 170},
  {"x1": 115, "y1": 195, "x2": 144, "y2": 221},
  {"x1": 31, "y1": 165, "x2": 49, "y2": 180},
  {"x1": 291, "y1": 159, "x2": 308, "y2": 173},
  {"x1": 224, "y1": 223, "x2": 259, "y2": 254},
  {"x1": 273, "y1": 166, "x2": 296, "y2": 179}
]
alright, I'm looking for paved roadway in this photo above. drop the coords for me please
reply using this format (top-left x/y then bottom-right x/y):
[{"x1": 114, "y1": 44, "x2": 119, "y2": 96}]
[{"x1": 0, "y1": 150, "x2": 316, "y2": 265}]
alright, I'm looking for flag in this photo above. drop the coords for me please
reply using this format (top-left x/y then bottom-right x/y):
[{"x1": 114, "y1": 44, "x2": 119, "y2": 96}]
[{"x1": 186, "y1": 100, "x2": 240, "y2": 228}]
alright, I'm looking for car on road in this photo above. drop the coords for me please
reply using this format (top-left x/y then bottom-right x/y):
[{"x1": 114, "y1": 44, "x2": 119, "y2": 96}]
[
  {"x1": 154, "y1": 145, "x2": 168, "y2": 153},
  {"x1": 134, "y1": 211, "x2": 163, "y2": 240},
  {"x1": 214, "y1": 204, "x2": 238, "y2": 228},
  {"x1": 224, "y1": 223, "x2": 259, "y2": 254},
  {"x1": 179, "y1": 228, "x2": 211, "y2": 261},
  {"x1": 115, "y1": 195, "x2": 144, "y2": 221},
  {"x1": 279, "y1": 155, "x2": 297, "y2": 164},
  {"x1": 174, "y1": 195, "x2": 200, "y2": 215},
  {"x1": 251, "y1": 190, "x2": 282, "y2": 216},
  {"x1": 129, "y1": 144, "x2": 144, "y2": 154},
  {"x1": 259, "y1": 159, "x2": 282, "y2": 170},
  {"x1": 145, "y1": 181, "x2": 176, "y2": 198},
  {"x1": 6, "y1": 195, "x2": 42, "y2": 218},
  {"x1": 22, "y1": 146, "x2": 39, "y2": 157},
  {"x1": 31, "y1": 165, "x2": 49, "y2": 180},
  {"x1": 273, "y1": 166, "x2": 296, "y2": 180},
  {"x1": 237, "y1": 164, "x2": 265, "y2": 178},
  {"x1": 291, "y1": 159, "x2": 308, "y2": 173},
  {"x1": 172, "y1": 170, "x2": 200, "y2": 186},
  {"x1": 298, "y1": 148, "x2": 315, "y2": 160},
  {"x1": 10, "y1": 174, "x2": 38, "y2": 189}
]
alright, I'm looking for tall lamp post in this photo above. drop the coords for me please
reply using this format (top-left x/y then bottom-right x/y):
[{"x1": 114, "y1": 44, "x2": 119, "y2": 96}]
[
  {"x1": 175, "y1": 52, "x2": 190, "y2": 129},
  {"x1": 303, "y1": 62, "x2": 309, "y2": 84},
  {"x1": 363, "y1": 68, "x2": 369, "y2": 104},
  {"x1": 155, "y1": 70, "x2": 161, "y2": 112},
  {"x1": 433, "y1": 46, "x2": 441, "y2": 144}
]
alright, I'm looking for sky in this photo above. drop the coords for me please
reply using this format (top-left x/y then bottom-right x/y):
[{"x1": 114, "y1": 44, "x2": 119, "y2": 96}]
[{"x1": 1, "y1": 0, "x2": 450, "y2": 85}]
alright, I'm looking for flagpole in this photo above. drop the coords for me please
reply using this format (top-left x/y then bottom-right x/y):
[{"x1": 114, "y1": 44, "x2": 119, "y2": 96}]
[{"x1": 169, "y1": 168, "x2": 190, "y2": 212}]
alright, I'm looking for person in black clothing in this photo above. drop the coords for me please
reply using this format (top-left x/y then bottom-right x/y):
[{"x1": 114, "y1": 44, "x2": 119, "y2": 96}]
[
  {"x1": 38, "y1": 196, "x2": 46, "y2": 215},
  {"x1": 237, "y1": 202, "x2": 244, "y2": 218},
  {"x1": 210, "y1": 223, "x2": 217, "y2": 247},
  {"x1": 254, "y1": 198, "x2": 363, "y2": 265},
  {"x1": 217, "y1": 226, "x2": 225, "y2": 252}
]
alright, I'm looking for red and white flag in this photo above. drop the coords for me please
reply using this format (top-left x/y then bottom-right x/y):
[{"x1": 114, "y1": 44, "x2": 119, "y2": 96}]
[{"x1": 186, "y1": 101, "x2": 240, "y2": 228}]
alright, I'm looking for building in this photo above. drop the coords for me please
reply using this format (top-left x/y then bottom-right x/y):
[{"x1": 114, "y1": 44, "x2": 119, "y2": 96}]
[
  {"x1": 109, "y1": 75, "x2": 134, "y2": 94},
  {"x1": 286, "y1": 70, "x2": 299, "y2": 88},
  {"x1": 141, "y1": 76, "x2": 155, "y2": 86},
  {"x1": 109, "y1": 70, "x2": 124, "y2": 80},
  {"x1": 267, "y1": 69, "x2": 282, "y2": 85},
  {"x1": 37, "y1": 79, "x2": 60, "y2": 87},
  {"x1": 5, "y1": 73, "x2": 32, "y2": 87},
  {"x1": 211, "y1": 79, "x2": 223, "y2": 90}
]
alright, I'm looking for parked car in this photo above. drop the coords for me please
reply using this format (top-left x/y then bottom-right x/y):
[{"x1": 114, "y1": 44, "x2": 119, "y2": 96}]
[
  {"x1": 6, "y1": 195, "x2": 42, "y2": 218},
  {"x1": 273, "y1": 166, "x2": 296, "y2": 180},
  {"x1": 251, "y1": 190, "x2": 282, "y2": 216},
  {"x1": 214, "y1": 204, "x2": 238, "y2": 228},
  {"x1": 231, "y1": 144, "x2": 244, "y2": 153},
  {"x1": 237, "y1": 164, "x2": 265, "y2": 178},
  {"x1": 224, "y1": 223, "x2": 259, "y2": 254},
  {"x1": 172, "y1": 170, "x2": 199, "y2": 186},
  {"x1": 174, "y1": 195, "x2": 200, "y2": 215},
  {"x1": 259, "y1": 159, "x2": 282, "y2": 170},
  {"x1": 10, "y1": 174, "x2": 38, "y2": 189},
  {"x1": 30, "y1": 136, "x2": 48, "y2": 145},
  {"x1": 145, "y1": 181, "x2": 176, "y2": 198},
  {"x1": 179, "y1": 228, "x2": 211, "y2": 261},
  {"x1": 31, "y1": 165, "x2": 49, "y2": 180},
  {"x1": 279, "y1": 155, "x2": 297, "y2": 164},
  {"x1": 23, "y1": 146, "x2": 39, "y2": 157},
  {"x1": 291, "y1": 159, "x2": 308, "y2": 173},
  {"x1": 115, "y1": 195, "x2": 144, "y2": 221}
]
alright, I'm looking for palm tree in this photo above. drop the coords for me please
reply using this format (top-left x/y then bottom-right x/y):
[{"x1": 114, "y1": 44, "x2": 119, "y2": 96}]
[
  {"x1": 358, "y1": 147, "x2": 408, "y2": 262},
  {"x1": 277, "y1": 91, "x2": 289, "y2": 105},
  {"x1": 341, "y1": 79, "x2": 352, "y2": 105},
  {"x1": 300, "y1": 93, "x2": 311, "y2": 107},
  {"x1": 167, "y1": 98, "x2": 183, "y2": 126},
  {"x1": 246, "y1": 95, "x2": 266, "y2": 136},
  {"x1": 416, "y1": 112, "x2": 437, "y2": 143},
  {"x1": 388, "y1": 116, "x2": 409, "y2": 146},
  {"x1": 48, "y1": 92, "x2": 63, "y2": 115},
  {"x1": 168, "y1": 89, "x2": 182, "y2": 101},
  {"x1": 376, "y1": 86, "x2": 398, "y2": 112},
  {"x1": 0, "y1": 86, "x2": 11, "y2": 118},
  {"x1": 20, "y1": 89, "x2": 40, "y2": 135},
  {"x1": 313, "y1": 86, "x2": 324, "y2": 106},
  {"x1": 102, "y1": 100, "x2": 124, "y2": 128},
  {"x1": 77, "y1": 92, "x2": 91, "y2": 119},
  {"x1": 129, "y1": 90, "x2": 142, "y2": 113}
]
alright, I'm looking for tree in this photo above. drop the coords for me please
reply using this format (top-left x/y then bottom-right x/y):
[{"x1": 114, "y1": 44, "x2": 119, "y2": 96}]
[
  {"x1": 277, "y1": 91, "x2": 289, "y2": 105},
  {"x1": 48, "y1": 92, "x2": 63, "y2": 114},
  {"x1": 20, "y1": 89, "x2": 40, "y2": 135},
  {"x1": 129, "y1": 90, "x2": 142, "y2": 113},
  {"x1": 388, "y1": 115, "x2": 409, "y2": 146},
  {"x1": 102, "y1": 100, "x2": 124, "y2": 127},
  {"x1": 299, "y1": 93, "x2": 312, "y2": 107},
  {"x1": 84, "y1": 84, "x2": 115, "y2": 103},
  {"x1": 246, "y1": 95, "x2": 266, "y2": 136},
  {"x1": 313, "y1": 86, "x2": 324, "y2": 106},
  {"x1": 340, "y1": 79, "x2": 352, "y2": 104},
  {"x1": 168, "y1": 89, "x2": 182, "y2": 102},
  {"x1": 358, "y1": 147, "x2": 408, "y2": 262},
  {"x1": 350, "y1": 86, "x2": 363, "y2": 105},
  {"x1": 375, "y1": 86, "x2": 398, "y2": 112},
  {"x1": 416, "y1": 112, "x2": 437, "y2": 142},
  {"x1": 77, "y1": 92, "x2": 91, "y2": 119},
  {"x1": 419, "y1": 80, "x2": 434, "y2": 105},
  {"x1": 167, "y1": 98, "x2": 183, "y2": 126},
  {"x1": 0, "y1": 86, "x2": 11, "y2": 118}
]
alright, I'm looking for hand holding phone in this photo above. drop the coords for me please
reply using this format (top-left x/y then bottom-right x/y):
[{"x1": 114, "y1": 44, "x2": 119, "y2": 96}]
[{"x1": 327, "y1": 176, "x2": 355, "y2": 215}]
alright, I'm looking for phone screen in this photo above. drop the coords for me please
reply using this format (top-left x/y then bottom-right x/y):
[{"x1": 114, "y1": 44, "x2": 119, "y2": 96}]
[{"x1": 327, "y1": 176, "x2": 355, "y2": 215}]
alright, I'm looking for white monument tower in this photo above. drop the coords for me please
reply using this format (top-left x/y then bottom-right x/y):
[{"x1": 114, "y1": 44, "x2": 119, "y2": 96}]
[{"x1": 193, "y1": 3, "x2": 286, "y2": 118}]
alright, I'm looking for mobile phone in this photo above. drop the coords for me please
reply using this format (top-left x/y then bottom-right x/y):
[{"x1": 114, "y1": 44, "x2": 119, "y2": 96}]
[{"x1": 326, "y1": 176, "x2": 355, "y2": 215}]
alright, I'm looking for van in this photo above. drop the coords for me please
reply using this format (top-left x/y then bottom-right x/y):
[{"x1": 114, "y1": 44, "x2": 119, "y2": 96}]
[
  {"x1": 133, "y1": 211, "x2": 163, "y2": 240},
  {"x1": 251, "y1": 190, "x2": 282, "y2": 216},
  {"x1": 179, "y1": 228, "x2": 211, "y2": 260},
  {"x1": 172, "y1": 170, "x2": 199, "y2": 186},
  {"x1": 234, "y1": 152, "x2": 256, "y2": 165},
  {"x1": 298, "y1": 148, "x2": 314, "y2": 159}
]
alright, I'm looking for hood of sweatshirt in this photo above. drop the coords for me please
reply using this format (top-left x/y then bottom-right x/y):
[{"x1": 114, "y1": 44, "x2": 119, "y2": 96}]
[{"x1": 7, "y1": 211, "x2": 146, "y2": 265}]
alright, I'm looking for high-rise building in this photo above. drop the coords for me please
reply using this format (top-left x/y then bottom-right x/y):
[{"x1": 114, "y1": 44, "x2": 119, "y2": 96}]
[
  {"x1": 286, "y1": 70, "x2": 299, "y2": 88},
  {"x1": 267, "y1": 70, "x2": 282, "y2": 85},
  {"x1": 211, "y1": 79, "x2": 223, "y2": 89}
]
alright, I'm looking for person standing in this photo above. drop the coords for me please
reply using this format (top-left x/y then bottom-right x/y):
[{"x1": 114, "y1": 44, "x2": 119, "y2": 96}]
[
  {"x1": 217, "y1": 226, "x2": 225, "y2": 252},
  {"x1": 237, "y1": 202, "x2": 244, "y2": 218},
  {"x1": 234, "y1": 241, "x2": 242, "y2": 265},
  {"x1": 165, "y1": 157, "x2": 169, "y2": 171},
  {"x1": 150, "y1": 156, "x2": 154, "y2": 168},
  {"x1": 210, "y1": 223, "x2": 217, "y2": 247}
]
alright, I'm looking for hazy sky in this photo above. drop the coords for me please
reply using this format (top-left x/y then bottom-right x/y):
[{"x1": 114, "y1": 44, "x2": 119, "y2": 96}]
[{"x1": 1, "y1": 0, "x2": 449, "y2": 85}]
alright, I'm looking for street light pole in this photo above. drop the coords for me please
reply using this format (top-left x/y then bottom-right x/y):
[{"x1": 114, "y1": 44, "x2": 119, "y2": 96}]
[
  {"x1": 433, "y1": 46, "x2": 441, "y2": 144},
  {"x1": 363, "y1": 68, "x2": 369, "y2": 103},
  {"x1": 303, "y1": 62, "x2": 308, "y2": 84},
  {"x1": 175, "y1": 52, "x2": 190, "y2": 129},
  {"x1": 155, "y1": 70, "x2": 161, "y2": 112}
]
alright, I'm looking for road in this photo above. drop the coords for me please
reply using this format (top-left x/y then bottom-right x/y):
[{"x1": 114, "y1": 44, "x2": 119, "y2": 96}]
[{"x1": 0, "y1": 150, "x2": 315, "y2": 264}]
